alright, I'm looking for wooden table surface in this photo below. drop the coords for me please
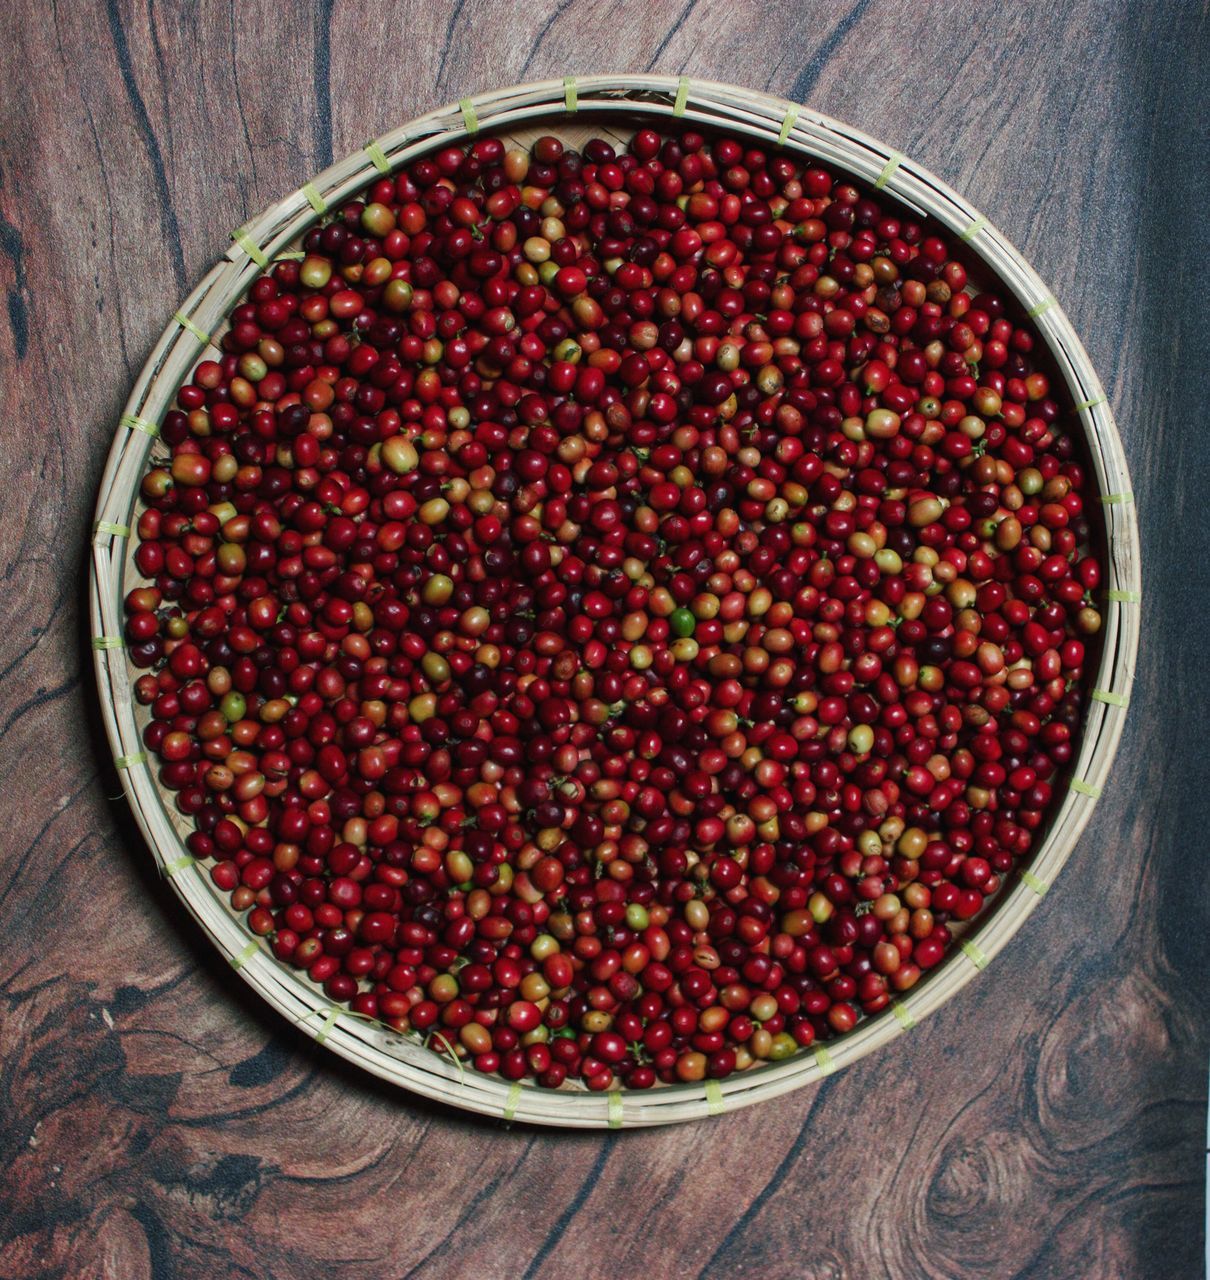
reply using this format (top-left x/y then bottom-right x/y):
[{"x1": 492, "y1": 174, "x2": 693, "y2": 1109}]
[{"x1": 1, "y1": 3, "x2": 1206, "y2": 1276}]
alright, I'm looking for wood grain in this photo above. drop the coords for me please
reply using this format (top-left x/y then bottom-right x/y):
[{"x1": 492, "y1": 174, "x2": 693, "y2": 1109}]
[{"x1": 0, "y1": 2, "x2": 1206, "y2": 1276}]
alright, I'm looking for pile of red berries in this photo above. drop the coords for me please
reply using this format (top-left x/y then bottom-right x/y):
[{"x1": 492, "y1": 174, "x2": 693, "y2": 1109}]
[{"x1": 125, "y1": 127, "x2": 1102, "y2": 1091}]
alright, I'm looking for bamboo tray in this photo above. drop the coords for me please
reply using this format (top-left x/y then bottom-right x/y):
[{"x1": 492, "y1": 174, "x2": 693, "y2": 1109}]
[{"x1": 90, "y1": 74, "x2": 1141, "y2": 1127}]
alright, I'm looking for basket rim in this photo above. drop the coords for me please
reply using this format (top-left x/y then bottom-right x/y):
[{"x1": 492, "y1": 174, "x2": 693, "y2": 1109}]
[{"x1": 89, "y1": 73, "x2": 1141, "y2": 1129}]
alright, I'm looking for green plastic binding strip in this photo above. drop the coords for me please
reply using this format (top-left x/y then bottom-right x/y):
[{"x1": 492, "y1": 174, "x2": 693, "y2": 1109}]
[
  {"x1": 298, "y1": 1003, "x2": 392, "y2": 1042},
  {"x1": 1070, "y1": 777, "x2": 1101, "y2": 798},
  {"x1": 1100, "y1": 492, "x2": 1133, "y2": 505},
  {"x1": 163, "y1": 853, "x2": 195, "y2": 877},
  {"x1": 673, "y1": 76, "x2": 689, "y2": 117},
  {"x1": 231, "y1": 228, "x2": 269, "y2": 269},
  {"x1": 173, "y1": 311, "x2": 209, "y2": 344},
  {"x1": 607, "y1": 1091, "x2": 623, "y2": 1128},
  {"x1": 275, "y1": 251, "x2": 307, "y2": 261},
  {"x1": 426, "y1": 1030, "x2": 466, "y2": 1083},
  {"x1": 91, "y1": 635, "x2": 125, "y2": 650},
  {"x1": 813, "y1": 1045, "x2": 836, "y2": 1075},
  {"x1": 563, "y1": 75, "x2": 578, "y2": 113},
  {"x1": 230, "y1": 939, "x2": 259, "y2": 970},
  {"x1": 364, "y1": 139, "x2": 390, "y2": 174},
  {"x1": 1107, "y1": 588, "x2": 1141, "y2": 603},
  {"x1": 459, "y1": 98, "x2": 479, "y2": 135},
  {"x1": 1073, "y1": 396, "x2": 1107, "y2": 412},
  {"x1": 891, "y1": 999, "x2": 916, "y2": 1030},
  {"x1": 778, "y1": 106, "x2": 799, "y2": 146},
  {"x1": 959, "y1": 214, "x2": 988, "y2": 243},
  {"x1": 873, "y1": 151, "x2": 903, "y2": 190},
  {"x1": 115, "y1": 751, "x2": 147, "y2": 769},
  {"x1": 314, "y1": 1007, "x2": 340, "y2": 1045},
  {"x1": 121, "y1": 412, "x2": 159, "y2": 437},
  {"x1": 1091, "y1": 688, "x2": 1129, "y2": 707},
  {"x1": 95, "y1": 520, "x2": 130, "y2": 538},
  {"x1": 704, "y1": 1079, "x2": 725, "y2": 1116},
  {"x1": 1020, "y1": 868, "x2": 1049, "y2": 896},
  {"x1": 301, "y1": 182, "x2": 327, "y2": 214},
  {"x1": 503, "y1": 1081, "x2": 522, "y2": 1121},
  {"x1": 1026, "y1": 298, "x2": 1056, "y2": 318},
  {"x1": 960, "y1": 938, "x2": 989, "y2": 970}
]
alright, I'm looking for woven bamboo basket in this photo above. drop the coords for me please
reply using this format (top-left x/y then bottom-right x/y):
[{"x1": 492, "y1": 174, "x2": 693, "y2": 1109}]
[{"x1": 90, "y1": 74, "x2": 1141, "y2": 1128}]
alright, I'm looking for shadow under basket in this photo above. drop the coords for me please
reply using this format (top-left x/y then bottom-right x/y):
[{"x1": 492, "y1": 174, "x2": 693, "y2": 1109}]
[{"x1": 90, "y1": 74, "x2": 1141, "y2": 1128}]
